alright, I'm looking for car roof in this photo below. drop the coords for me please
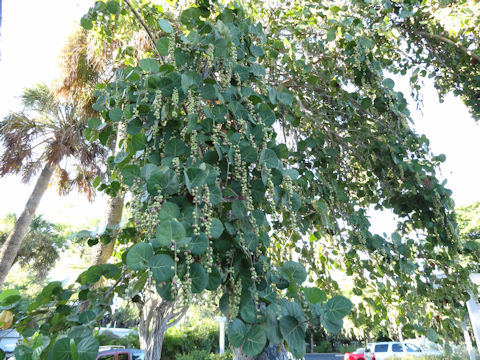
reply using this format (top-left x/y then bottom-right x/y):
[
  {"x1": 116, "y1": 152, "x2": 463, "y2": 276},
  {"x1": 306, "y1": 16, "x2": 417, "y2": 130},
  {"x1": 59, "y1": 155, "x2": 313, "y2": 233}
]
[{"x1": 98, "y1": 349, "x2": 144, "y2": 355}]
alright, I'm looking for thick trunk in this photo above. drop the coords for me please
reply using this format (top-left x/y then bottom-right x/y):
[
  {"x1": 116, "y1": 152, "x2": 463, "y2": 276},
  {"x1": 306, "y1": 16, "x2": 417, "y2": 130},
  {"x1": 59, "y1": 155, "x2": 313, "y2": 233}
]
[
  {"x1": 90, "y1": 191, "x2": 125, "y2": 266},
  {"x1": 233, "y1": 344, "x2": 290, "y2": 360},
  {"x1": 137, "y1": 293, "x2": 188, "y2": 360},
  {"x1": 0, "y1": 162, "x2": 55, "y2": 289}
]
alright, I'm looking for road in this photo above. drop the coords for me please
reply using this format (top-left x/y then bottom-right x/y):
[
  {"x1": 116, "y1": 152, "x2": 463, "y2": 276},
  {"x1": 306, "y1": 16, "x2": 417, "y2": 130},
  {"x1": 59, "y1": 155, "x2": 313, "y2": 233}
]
[{"x1": 305, "y1": 354, "x2": 344, "y2": 360}]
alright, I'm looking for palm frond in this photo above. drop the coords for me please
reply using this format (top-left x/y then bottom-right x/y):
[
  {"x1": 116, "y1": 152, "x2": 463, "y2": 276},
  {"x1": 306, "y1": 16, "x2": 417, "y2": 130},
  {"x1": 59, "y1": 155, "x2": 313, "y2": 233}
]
[
  {"x1": 53, "y1": 27, "x2": 100, "y2": 104},
  {"x1": 21, "y1": 84, "x2": 56, "y2": 114},
  {"x1": 21, "y1": 159, "x2": 43, "y2": 183}
]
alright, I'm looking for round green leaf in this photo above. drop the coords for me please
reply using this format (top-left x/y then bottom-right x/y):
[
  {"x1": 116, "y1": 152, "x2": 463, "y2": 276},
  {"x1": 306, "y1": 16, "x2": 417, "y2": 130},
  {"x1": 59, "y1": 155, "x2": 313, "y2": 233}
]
[
  {"x1": 209, "y1": 185, "x2": 222, "y2": 205},
  {"x1": 147, "y1": 168, "x2": 179, "y2": 196},
  {"x1": 228, "y1": 318, "x2": 246, "y2": 348},
  {"x1": 158, "y1": 19, "x2": 173, "y2": 33},
  {"x1": 382, "y1": 78, "x2": 395, "y2": 89},
  {"x1": 190, "y1": 262, "x2": 208, "y2": 293},
  {"x1": 321, "y1": 314, "x2": 343, "y2": 334},
  {"x1": 79, "y1": 310, "x2": 96, "y2": 324},
  {"x1": 131, "y1": 132, "x2": 147, "y2": 151},
  {"x1": 303, "y1": 287, "x2": 327, "y2": 305},
  {"x1": 139, "y1": 58, "x2": 159, "y2": 73},
  {"x1": 244, "y1": 232, "x2": 258, "y2": 251},
  {"x1": 76, "y1": 336, "x2": 99, "y2": 360},
  {"x1": 324, "y1": 295, "x2": 353, "y2": 321},
  {"x1": 259, "y1": 148, "x2": 279, "y2": 169},
  {"x1": 154, "y1": 219, "x2": 186, "y2": 248},
  {"x1": 251, "y1": 180, "x2": 266, "y2": 202},
  {"x1": 80, "y1": 16, "x2": 93, "y2": 30},
  {"x1": 121, "y1": 164, "x2": 140, "y2": 186},
  {"x1": 279, "y1": 316, "x2": 306, "y2": 359},
  {"x1": 156, "y1": 37, "x2": 170, "y2": 56},
  {"x1": 0, "y1": 289, "x2": 21, "y2": 306},
  {"x1": 209, "y1": 218, "x2": 224, "y2": 239},
  {"x1": 243, "y1": 325, "x2": 266, "y2": 357},
  {"x1": 165, "y1": 138, "x2": 187, "y2": 157},
  {"x1": 15, "y1": 345, "x2": 33, "y2": 360},
  {"x1": 240, "y1": 146, "x2": 258, "y2": 163},
  {"x1": 184, "y1": 167, "x2": 207, "y2": 191},
  {"x1": 281, "y1": 261, "x2": 307, "y2": 285},
  {"x1": 232, "y1": 200, "x2": 248, "y2": 218},
  {"x1": 87, "y1": 117, "x2": 101, "y2": 130},
  {"x1": 158, "y1": 201, "x2": 180, "y2": 221},
  {"x1": 126, "y1": 243, "x2": 154, "y2": 270},
  {"x1": 266, "y1": 304, "x2": 283, "y2": 345},
  {"x1": 156, "y1": 281, "x2": 174, "y2": 302},
  {"x1": 149, "y1": 254, "x2": 175, "y2": 281},
  {"x1": 250, "y1": 45, "x2": 265, "y2": 57},
  {"x1": 108, "y1": 107, "x2": 123, "y2": 122},
  {"x1": 50, "y1": 338, "x2": 73, "y2": 360},
  {"x1": 127, "y1": 118, "x2": 142, "y2": 135},
  {"x1": 206, "y1": 265, "x2": 222, "y2": 290},
  {"x1": 240, "y1": 301, "x2": 257, "y2": 323},
  {"x1": 189, "y1": 233, "x2": 209, "y2": 255},
  {"x1": 106, "y1": 0, "x2": 119, "y2": 14},
  {"x1": 85, "y1": 266, "x2": 102, "y2": 283}
]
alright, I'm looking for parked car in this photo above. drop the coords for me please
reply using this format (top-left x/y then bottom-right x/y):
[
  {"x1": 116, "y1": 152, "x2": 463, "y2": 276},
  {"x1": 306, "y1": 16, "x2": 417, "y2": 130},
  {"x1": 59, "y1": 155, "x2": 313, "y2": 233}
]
[
  {"x1": 344, "y1": 347, "x2": 367, "y2": 360},
  {"x1": 365, "y1": 342, "x2": 424, "y2": 360},
  {"x1": 96, "y1": 348, "x2": 144, "y2": 360}
]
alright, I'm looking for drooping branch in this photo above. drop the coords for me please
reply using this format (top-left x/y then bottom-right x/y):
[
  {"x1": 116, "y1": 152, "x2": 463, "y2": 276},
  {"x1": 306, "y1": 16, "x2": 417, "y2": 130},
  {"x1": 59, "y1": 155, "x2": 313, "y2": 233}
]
[
  {"x1": 122, "y1": 0, "x2": 164, "y2": 60},
  {"x1": 415, "y1": 30, "x2": 480, "y2": 63}
]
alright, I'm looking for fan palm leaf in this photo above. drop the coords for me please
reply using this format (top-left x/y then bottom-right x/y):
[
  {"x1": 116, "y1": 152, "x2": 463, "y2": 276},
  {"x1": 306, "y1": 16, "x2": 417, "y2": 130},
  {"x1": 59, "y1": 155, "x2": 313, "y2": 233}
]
[{"x1": 0, "y1": 84, "x2": 106, "y2": 288}]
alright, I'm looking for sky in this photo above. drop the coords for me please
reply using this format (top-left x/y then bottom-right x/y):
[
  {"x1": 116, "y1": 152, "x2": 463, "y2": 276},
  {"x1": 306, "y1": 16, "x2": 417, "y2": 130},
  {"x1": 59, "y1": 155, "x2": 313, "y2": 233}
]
[
  {"x1": 0, "y1": 0, "x2": 480, "y2": 233},
  {"x1": 0, "y1": 0, "x2": 105, "y2": 229}
]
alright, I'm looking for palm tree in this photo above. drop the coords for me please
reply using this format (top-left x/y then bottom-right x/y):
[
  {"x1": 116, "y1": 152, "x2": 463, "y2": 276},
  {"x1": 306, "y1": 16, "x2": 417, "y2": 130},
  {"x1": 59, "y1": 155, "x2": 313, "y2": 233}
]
[
  {"x1": 54, "y1": 27, "x2": 126, "y2": 268},
  {"x1": 0, "y1": 84, "x2": 104, "y2": 288}
]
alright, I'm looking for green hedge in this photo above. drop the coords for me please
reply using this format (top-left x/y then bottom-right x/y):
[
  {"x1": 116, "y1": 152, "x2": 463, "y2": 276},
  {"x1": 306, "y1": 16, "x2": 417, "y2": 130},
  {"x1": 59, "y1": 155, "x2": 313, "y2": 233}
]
[
  {"x1": 97, "y1": 331, "x2": 140, "y2": 349},
  {"x1": 162, "y1": 319, "x2": 225, "y2": 359},
  {"x1": 176, "y1": 350, "x2": 233, "y2": 360}
]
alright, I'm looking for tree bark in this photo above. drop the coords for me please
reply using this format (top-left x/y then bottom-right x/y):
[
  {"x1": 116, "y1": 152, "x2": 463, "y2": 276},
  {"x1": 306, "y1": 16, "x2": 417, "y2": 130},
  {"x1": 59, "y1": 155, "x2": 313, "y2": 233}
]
[
  {"x1": 90, "y1": 191, "x2": 125, "y2": 266},
  {"x1": 0, "y1": 162, "x2": 55, "y2": 289},
  {"x1": 233, "y1": 344, "x2": 290, "y2": 360},
  {"x1": 90, "y1": 122, "x2": 126, "y2": 267},
  {"x1": 137, "y1": 291, "x2": 188, "y2": 360}
]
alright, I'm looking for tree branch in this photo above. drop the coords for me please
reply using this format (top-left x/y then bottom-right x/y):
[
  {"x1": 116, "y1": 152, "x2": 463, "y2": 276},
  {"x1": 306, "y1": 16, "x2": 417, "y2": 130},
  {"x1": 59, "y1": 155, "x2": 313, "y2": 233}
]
[
  {"x1": 415, "y1": 31, "x2": 480, "y2": 63},
  {"x1": 122, "y1": 0, "x2": 164, "y2": 61}
]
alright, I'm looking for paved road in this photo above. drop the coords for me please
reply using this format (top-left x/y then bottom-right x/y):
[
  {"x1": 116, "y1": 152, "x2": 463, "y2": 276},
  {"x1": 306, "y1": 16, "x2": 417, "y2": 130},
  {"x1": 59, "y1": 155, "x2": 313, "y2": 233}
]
[{"x1": 305, "y1": 353, "x2": 344, "y2": 360}]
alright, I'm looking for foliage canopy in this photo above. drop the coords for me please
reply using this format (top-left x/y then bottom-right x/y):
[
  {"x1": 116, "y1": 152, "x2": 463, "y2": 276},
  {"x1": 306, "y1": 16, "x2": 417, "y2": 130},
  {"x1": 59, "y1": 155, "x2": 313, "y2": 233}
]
[{"x1": 1, "y1": 0, "x2": 479, "y2": 359}]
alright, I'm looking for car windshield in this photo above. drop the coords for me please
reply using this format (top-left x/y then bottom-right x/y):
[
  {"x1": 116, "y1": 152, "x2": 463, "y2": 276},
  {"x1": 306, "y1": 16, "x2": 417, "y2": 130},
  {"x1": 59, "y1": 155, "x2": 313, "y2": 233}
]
[
  {"x1": 354, "y1": 348, "x2": 365, "y2": 354},
  {"x1": 132, "y1": 353, "x2": 144, "y2": 360},
  {"x1": 406, "y1": 343, "x2": 421, "y2": 352}
]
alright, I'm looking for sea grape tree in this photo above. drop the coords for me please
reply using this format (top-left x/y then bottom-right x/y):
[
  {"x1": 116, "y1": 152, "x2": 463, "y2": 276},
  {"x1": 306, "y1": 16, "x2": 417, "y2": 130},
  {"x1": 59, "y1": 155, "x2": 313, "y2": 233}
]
[
  {"x1": 85, "y1": 4, "x2": 354, "y2": 358},
  {"x1": 1, "y1": 0, "x2": 478, "y2": 359}
]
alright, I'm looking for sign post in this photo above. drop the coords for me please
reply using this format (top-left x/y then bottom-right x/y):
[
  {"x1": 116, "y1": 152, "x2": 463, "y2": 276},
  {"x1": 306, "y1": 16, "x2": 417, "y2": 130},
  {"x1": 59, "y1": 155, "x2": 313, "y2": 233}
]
[{"x1": 216, "y1": 316, "x2": 227, "y2": 355}]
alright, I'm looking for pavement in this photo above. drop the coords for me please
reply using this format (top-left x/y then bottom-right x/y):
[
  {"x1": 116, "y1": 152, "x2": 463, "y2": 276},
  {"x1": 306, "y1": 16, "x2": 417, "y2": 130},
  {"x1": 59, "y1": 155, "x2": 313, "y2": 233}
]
[{"x1": 305, "y1": 354, "x2": 344, "y2": 360}]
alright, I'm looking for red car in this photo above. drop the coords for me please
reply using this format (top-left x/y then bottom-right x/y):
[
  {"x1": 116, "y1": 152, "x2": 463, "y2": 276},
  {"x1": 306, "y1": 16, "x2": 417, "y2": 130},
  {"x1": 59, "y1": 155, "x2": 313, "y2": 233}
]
[
  {"x1": 96, "y1": 348, "x2": 144, "y2": 360},
  {"x1": 344, "y1": 347, "x2": 370, "y2": 360}
]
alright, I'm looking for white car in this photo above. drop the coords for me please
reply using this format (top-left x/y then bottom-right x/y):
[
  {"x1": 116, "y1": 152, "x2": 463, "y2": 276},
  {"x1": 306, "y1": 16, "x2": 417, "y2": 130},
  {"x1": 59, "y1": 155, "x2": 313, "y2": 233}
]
[{"x1": 365, "y1": 341, "x2": 425, "y2": 359}]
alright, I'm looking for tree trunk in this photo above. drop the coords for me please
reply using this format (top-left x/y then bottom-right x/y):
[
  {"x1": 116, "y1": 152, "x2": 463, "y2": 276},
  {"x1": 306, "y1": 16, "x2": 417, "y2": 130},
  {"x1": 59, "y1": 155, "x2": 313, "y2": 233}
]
[
  {"x1": 90, "y1": 123, "x2": 126, "y2": 267},
  {"x1": 0, "y1": 162, "x2": 55, "y2": 289},
  {"x1": 90, "y1": 191, "x2": 125, "y2": 266},
  {"x1": 233, "y1": 343, "x2": 290, "y2": 360},
  {"x1": 137, "y1": 292, "x2": 188, "y2": 360}
]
